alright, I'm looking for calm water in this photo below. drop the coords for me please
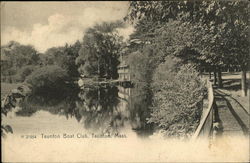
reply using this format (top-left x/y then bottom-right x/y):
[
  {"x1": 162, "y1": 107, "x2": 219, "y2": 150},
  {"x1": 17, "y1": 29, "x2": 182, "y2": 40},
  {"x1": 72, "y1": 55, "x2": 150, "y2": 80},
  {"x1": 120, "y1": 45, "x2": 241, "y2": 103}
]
[
  {"x1": 3, "y1": 84, "x2": 249, "y2": 162},
  {"x1": 3, "y1": 84, "x2": 155, "y2": 138}
]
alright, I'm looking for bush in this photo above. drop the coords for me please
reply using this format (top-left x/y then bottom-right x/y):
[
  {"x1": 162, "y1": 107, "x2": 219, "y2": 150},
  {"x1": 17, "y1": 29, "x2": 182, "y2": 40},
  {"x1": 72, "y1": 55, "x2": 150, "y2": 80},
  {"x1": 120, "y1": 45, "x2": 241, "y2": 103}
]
[
  {"x1": 26, "y1": 65, "x2": 69, "y2": 94},
  {"x1": 149, "y1": 61, "x2": 206, "y2": 139},
  {"x1": 14, "y1": 65, "x2": 39, "y2": 82}
]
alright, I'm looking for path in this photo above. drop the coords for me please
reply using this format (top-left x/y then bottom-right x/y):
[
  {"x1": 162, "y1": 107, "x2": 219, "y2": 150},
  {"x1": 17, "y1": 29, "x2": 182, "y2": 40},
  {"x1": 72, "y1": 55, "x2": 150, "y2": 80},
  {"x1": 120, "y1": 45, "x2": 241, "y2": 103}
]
[{"x1": 214, "y1": 89, "x2": 249, "y2": 137}]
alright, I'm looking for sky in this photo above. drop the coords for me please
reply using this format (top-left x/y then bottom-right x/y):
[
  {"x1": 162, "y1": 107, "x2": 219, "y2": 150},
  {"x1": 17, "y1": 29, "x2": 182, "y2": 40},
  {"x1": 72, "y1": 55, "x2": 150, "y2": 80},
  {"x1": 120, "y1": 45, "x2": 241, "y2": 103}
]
[{"x1": 1, "y1": 2, "x2": 134, "y2": 52}]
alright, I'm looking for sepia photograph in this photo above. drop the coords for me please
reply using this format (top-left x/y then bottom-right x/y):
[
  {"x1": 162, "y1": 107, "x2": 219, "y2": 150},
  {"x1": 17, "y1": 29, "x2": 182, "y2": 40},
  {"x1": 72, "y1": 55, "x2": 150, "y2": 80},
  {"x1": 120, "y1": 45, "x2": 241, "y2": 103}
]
[{"x1": 1, "y1": 1, "x2": 249, "y2": 162}]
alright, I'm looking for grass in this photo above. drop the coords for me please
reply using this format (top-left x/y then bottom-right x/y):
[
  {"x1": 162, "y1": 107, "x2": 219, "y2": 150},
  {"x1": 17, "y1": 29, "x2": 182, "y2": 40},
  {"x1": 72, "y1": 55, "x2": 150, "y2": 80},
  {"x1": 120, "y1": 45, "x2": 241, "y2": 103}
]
[
  {"x1": 203, "y1": 72, "x2": 250, "y2": 113},
  {"x1": 203, "y1": 71, "x2": 250, "y2": 113},
  {"x1": 220, "y1": 72, "x2": 249, "y2": 113},
  {"x1": 1, "y1": 82, "x2": 22, "y2": 100},
  {"x1": 219, "y1": 87, "x2": 249, "y2": 114}
]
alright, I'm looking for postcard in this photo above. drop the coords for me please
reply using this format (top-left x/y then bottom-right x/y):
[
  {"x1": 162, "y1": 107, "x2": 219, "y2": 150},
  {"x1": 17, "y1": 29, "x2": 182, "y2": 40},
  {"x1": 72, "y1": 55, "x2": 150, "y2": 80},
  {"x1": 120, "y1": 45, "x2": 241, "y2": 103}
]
[{"x1": 1, "y1": 1, "x2": 249, "y2": 162}]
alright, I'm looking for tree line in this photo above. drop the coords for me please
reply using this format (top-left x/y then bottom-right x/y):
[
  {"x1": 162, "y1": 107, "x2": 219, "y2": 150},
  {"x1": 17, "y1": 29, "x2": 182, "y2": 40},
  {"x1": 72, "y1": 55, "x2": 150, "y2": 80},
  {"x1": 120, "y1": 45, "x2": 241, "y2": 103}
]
[
  {"x1": 2, "y1": 1, "x2": 248, "y2": 95},
  {"x1": 122, "y1": 0, "x2": 249, "y2": 138},
  {"x1": 1, "y1": 21, "x2": 124, "y2": 93},
  {"x1": 124, "y1": 0, "x2": 249, "y2": 96}
]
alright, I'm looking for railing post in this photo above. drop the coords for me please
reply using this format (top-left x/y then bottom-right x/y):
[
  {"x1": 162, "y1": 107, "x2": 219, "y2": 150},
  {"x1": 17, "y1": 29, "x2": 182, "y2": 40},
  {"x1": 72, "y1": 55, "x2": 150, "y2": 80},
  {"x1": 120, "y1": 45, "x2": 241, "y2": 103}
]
[{"x1": 192, "y1": 79, "x2": 215, "y2": 140}]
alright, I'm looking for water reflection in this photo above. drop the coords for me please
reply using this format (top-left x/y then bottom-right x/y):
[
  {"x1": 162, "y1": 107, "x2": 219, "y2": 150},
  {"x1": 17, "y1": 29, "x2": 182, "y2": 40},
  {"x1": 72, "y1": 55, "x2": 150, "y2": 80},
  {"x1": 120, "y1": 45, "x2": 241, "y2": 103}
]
[
  {"x1": 17, "y1": 84, "x2": 154, "y2": 138},
  {"x1": 76, "y1": 86, "x2": 120, "y2": 134},
  {"x1": 17, "y1": 89, "x2": 79, "y2": 120},
  {"x1": 126, "y1": 85, "x2": 155, "y2": 137}
]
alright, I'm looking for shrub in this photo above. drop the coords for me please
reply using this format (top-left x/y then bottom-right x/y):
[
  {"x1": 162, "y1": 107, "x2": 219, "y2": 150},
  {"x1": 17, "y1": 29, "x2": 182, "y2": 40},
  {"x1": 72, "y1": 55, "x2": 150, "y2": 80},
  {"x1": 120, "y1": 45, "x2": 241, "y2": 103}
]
[
  {"x1": 14, "y1": 65, "x2": 39, "y2": 82},
  {"x1": 149, "y1": 61, "x2": 206, "y2": 139},
  {"x1": 26, "y1": 65, "x2": 69, "y2": 94}
]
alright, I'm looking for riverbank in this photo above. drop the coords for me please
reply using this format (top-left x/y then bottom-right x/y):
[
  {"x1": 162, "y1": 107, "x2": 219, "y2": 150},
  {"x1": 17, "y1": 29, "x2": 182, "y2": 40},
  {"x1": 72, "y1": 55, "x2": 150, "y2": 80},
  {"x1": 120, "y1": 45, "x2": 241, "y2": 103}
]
[{"x1": 78, "y1": 78, "x2": 131, "y2": 88}]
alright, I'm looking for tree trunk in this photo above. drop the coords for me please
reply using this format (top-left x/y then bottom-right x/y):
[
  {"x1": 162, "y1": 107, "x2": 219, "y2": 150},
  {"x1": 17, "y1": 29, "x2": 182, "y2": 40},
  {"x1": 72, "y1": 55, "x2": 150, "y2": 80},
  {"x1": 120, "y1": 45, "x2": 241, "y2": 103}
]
[
  {"x1": 217, "y1": 70, "x2": 223, "y2": 88},
  {"x1": 213, "y1": 71, "x2": 217, "y2": 85},
  {"x1": 241, "y1": 70, "x2": 247, "y2": 97}
]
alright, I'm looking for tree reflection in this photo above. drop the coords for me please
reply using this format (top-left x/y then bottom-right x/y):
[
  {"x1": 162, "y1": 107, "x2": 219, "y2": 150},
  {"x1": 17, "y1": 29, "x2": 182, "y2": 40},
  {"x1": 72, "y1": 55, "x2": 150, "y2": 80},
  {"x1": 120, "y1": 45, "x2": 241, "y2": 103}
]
[
  {"x1": 127, "y1": 83, "x2": 155, "y2": 137},
  {"x1": 17, "y1": 84, "x2": 155, "y2": 137},
  {"x1": 76, "y1": 84, "x2": 154, "y2": 137},
  {"x1": 16, "y1": 87, "x2": 80, "y2": 119},
  {"x1": 76, "y1": 86, "x2": 121, "y2": 134}
]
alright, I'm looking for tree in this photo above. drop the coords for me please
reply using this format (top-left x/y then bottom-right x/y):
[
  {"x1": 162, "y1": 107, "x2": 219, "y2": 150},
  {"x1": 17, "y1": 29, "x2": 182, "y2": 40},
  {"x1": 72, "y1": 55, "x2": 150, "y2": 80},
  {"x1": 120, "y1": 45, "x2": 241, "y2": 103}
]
[
  {"x1": 192, "y1": 1, "x2": 249, "y2": 92},
  {"x1": 125, "y1": 50, "x2": 156, "y2": 85},
  {"x1": 10, "y1": 44, "x2": 38, "y2": 69},
  {"x1": 124, "y1": 1, "x2": 205, "y2": 84},
  {"x1": 43, "y1": 47, "x2": 64, "y2": 65},
  {"x1": 26, "y1": 65, "x2": 69, "y2": 94},
  {"x1": 15, "y1": 65, "x2": 39, "y2": 82},
  {"x1": 1, "y1": 41, "x2": 40, "y2": 82},
  {"x1": 125, "y1": 15, "x2": 205, "y2": 88},
  {"x1": 126, "y1": 1, "x2": 250, "y2": 94},
  {"x1": 218, "y1": 1, "x2": 249, "y2": 96},
  {"x1": 153, "y1": 20, "x2": 206, "y2": 69},
  {"x1": 43, "y1": 41, "x2": 81, "y2": 78},
  {"x1": 76, "y1": 21, "x2": 123, "y2": 79}
]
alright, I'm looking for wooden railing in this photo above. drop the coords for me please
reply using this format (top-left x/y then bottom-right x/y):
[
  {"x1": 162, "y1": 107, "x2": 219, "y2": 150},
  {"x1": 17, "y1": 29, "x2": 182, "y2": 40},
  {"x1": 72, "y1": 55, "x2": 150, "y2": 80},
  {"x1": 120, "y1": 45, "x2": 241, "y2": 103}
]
[{"x1": 192, "y1": 80, "x2": 215, "y2": 140}]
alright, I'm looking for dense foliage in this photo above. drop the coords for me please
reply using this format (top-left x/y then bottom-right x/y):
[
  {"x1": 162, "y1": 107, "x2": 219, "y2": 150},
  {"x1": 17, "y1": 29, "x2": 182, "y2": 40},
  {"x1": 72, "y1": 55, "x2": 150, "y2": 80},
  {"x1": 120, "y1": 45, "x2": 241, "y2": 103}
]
[
  {"x1": 76, "y1": 22, "x2": 123, "y2": 79},
  {"x1": 126, "y1": 0, "x2": 249, "y2": 94},
  {"x1": 149, "y1": 61, "x2": 206, "y2": 138},
  {"x1": 125, "y1": 51, "x2": 153, "y2": 85},
  {"x1": 1, "y1": 41, "x2": 40, "y2": 83},
  {"x1": 14, "y1": 65, "x2": 39, "y2": 82},
  {"x1": 26, "y1": 65, "x2": 69, "y2": 94},
  {"x1": 43, "y1": 41, "x2": 81, "y2": 78}
]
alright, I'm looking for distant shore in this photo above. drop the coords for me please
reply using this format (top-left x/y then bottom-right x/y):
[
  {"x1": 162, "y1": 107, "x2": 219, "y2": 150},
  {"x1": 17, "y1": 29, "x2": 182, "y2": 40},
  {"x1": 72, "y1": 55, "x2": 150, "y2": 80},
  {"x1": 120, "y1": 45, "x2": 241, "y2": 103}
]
[{"x1": 78, "y1": 78, "x2": 130, "y2": 88}]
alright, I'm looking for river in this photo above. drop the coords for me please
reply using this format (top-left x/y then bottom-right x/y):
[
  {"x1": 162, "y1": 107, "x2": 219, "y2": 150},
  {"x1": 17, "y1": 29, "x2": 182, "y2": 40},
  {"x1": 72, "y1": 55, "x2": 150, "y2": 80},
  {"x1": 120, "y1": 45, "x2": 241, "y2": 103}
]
[
  {"x1": 2, "y1": 84, "x2": 155, "y2": 138},
  {"x1": 2, "y1": 84, "x2": 249, "y2": 162}
]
